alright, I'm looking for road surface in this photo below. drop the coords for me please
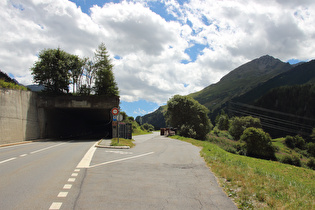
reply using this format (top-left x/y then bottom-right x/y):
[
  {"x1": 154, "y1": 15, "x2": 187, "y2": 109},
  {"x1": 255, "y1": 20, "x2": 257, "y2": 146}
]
[{"x1": 0, "y1": 132, "x2": 237, "y2": 209}]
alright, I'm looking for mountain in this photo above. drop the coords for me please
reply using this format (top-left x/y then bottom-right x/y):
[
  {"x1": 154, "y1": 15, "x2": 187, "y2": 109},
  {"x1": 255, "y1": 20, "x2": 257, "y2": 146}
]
[
  {"x1": 189, "y1": 55, "x2": 292, "y2": 112},
  {"x1": 136, "y1": 106, "x2": 167, "y2": 129},
  {"x1": 235, "y1": 59, "x2": 315, "y2": 104},
  {"x1": 27, "y1": 84, "x2": 45, "y2": 92},
  {"x1": 140, "y1": 55, "x2": 293, "y2": 128}
]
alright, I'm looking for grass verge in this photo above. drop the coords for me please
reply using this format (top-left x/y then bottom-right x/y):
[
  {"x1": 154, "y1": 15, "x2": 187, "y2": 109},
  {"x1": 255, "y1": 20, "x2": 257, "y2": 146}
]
[
  {"x1": 111, "y1": 138, "x2": 135, "y2": 148},
  {"x1": 170, "y1": 135, "x2": 315, "y2": 209}
]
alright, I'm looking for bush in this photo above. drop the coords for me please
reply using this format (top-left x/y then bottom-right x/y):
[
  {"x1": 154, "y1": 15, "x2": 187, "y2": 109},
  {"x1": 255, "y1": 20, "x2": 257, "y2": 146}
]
[
  {"x1": 285, "y1": 136, "x2": 295, "y2": 148},
  {"x1": 217, "y1": 115, "x2": 229, "y2": 130},
  {"x1": 307, "y1": 142, "x2": 315, "y2": 157},
  {"x1": 180, "y1": 124, "x2": 197, "y2": 139},
  {"x1": 229, "y1": 116, "x2": 261, "y2": 140},
  {"x1": 281, "y1": 155, "x2": 301, "y2": 167},
  {"x1": 240, "y1": 127, "x2": 276, "y2": 160},
  {"x1": 285, "y1": 135, "x2": 306, "y2": 149},
  {"x1": 307, "y1": 158, "x2": 315, "y2": 170},
  {"x1": 295, "y1": 135, "x2": 306, "y2": 149}
]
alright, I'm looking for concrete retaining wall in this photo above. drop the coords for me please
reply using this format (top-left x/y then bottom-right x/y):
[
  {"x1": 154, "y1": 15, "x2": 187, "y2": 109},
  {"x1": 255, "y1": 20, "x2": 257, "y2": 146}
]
[{"x1": 0, "y1": 89, "x2": 40, "y2": 144}]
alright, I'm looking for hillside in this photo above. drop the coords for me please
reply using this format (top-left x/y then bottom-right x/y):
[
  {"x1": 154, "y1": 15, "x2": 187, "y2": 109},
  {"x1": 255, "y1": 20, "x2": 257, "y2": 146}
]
[
  {"x1": 189, "y1": 55, "x2": 292, "y2": 112},
  {"x1": 136, "y1": 106, "x2": 167, "y2": 129},
  {"x1": 235, "y1": 59, "x2": 315, "y2": 104},
  {"x1": 0, "y1": 69, "x2": 18, "y2": 84}
]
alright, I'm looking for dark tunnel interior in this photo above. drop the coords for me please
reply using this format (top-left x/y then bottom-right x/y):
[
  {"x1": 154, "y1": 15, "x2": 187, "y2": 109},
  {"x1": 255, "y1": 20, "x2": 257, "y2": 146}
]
[{"x1": 44, "y1": 108, "x2": 112, "y2": 140}]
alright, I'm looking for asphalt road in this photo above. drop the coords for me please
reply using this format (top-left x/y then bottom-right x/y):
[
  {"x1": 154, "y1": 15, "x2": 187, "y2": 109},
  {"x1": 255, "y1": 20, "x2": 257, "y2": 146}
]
[{"x1": 0, "y1": 132, "x2": 237, "y2": 210}]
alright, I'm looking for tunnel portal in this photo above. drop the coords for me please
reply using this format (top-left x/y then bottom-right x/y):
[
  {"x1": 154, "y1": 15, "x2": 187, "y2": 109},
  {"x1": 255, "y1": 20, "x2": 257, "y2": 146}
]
[{"x1": 37, "y1": 95, "x2": 119, "y2": 140}]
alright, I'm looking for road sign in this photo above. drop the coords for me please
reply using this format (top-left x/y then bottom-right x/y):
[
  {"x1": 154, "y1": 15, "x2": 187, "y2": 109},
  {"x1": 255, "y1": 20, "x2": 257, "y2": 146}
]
[
  {"x1": 113, "y1": 115, "x2": 117, "y2": 121},
  {"x1": 117, "y1": 114, "x2": 123, "y2": 122},
  {"x1": 111, "y1": 107, "x2": 119, "y2": 115}
]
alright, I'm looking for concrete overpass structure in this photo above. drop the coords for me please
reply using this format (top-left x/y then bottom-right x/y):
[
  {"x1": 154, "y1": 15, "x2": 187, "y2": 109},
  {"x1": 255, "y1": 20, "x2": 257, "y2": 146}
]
[
  {"x1": 0, "y1": 89, "x2": 119, "y2": 144},
  {"x1": 37, "y1": 95, "x2": 120, "y2": 139}
]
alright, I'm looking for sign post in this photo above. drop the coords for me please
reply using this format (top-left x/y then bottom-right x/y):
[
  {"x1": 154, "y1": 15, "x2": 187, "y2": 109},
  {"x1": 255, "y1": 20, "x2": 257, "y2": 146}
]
[{"x1": 111, "y1": 107, "x2": 120, "y2": 144}]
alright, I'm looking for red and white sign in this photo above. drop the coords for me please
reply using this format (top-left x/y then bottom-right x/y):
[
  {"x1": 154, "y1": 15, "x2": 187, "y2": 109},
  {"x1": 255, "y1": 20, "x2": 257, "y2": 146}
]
[{"x1": 111, "y1": 107, "x2": 119, "y2": 115}]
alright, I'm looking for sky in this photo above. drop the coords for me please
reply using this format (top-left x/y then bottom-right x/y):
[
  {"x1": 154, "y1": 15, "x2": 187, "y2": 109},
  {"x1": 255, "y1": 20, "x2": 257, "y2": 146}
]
[{"x1": 1, "y1": 0, "x2": 315, "y2": 118}]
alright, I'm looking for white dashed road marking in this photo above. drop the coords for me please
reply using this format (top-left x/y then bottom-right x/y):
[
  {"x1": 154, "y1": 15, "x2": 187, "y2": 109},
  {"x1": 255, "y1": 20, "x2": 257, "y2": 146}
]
[
  {"x1": 0, "y1": 157, "x2": 16, "y2": 165},
  {"x1": 68, "y1": 178, "x2": 76, "y2": 182},
  {"x1": 49, "y1": 202, "x2": 62, "y2": 210},
  {"x1": 63, "y1": 184, "x2": 72, "y2": 190},
  {"x1": 57, "y1": 192, "x2": 68, "y2": 198},
  {"x1": 31, "y1": 143, "x2": 67, "y2": 154}
]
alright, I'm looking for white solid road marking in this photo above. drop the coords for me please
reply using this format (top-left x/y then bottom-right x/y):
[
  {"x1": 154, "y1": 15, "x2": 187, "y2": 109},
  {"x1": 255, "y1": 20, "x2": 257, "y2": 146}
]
[
  {"x1": 0, "y1": 157, "x2": 17, "y2": 165},
  {"x1": 57, "y1": 192, "x2": 68, "y2": 198},
  {"x1": 63, "y1": 184, "x2": 72, "y2": 189},
  {"x1": 49, "y1": 202, "x2": 62, "y2": 210},
  {"x1": 30, "y1": 143, "x2": 67, "y2": 154},
  {"x1": 76, "y1": 142, "x2": 98, "y2": 168},
  {"x1": 89, "y1": 152, "x2": 155, "y2": 169}
]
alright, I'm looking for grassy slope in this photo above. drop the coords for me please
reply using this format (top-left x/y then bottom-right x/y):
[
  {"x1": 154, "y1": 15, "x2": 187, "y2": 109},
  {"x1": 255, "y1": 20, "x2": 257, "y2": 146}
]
[
  {"x1": 189, "y1": 55, "x2": 291, "y2": 111},
  {"x1": 170, "y1": 135, "x2": 315, "y2": 209}
]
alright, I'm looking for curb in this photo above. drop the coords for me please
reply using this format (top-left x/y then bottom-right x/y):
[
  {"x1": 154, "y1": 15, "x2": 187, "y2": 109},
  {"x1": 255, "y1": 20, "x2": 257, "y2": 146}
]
[
  {"x1": 95, "y1": 145, "x2": 130, "y2": 149},
  {"x1": 95, "y1": 140, "x2": 131, "y2": 149},
  {"x1": 0, "y1": 139, "x2": 49, "y2": 148}
]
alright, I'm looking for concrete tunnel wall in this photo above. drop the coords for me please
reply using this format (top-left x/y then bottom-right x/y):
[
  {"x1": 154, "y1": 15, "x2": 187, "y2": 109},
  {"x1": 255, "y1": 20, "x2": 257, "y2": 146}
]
[
  {"x1": 0, "y1": 89, "x2": 119, "y2": 144},
  {"x1": 0, "y1": 89, "x2": 40, "y2": 144}
]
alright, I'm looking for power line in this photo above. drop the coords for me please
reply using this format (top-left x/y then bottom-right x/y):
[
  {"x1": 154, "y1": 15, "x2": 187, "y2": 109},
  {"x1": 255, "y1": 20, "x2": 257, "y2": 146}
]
[{"x1": 228, "y1": 101, "x2": 315, "y2": 136}]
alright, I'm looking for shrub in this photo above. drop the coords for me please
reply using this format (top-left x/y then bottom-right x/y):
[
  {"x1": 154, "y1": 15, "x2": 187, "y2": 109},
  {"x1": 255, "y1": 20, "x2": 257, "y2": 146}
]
[
  {"x1": 307, "y1": 142, "x2": 315, "y2": 157},
  {"x1": 180, "y1": 124, "x2": 197, "y2": 139},
  {"x1": 217, "y1": 115, "x2": 229, "y2": 130},
  {"x1": 240, "y1": 127, "x2": 276, "y2": 160},
  {"x1": 281, "y1": 155, "x2": 293, "y2": 165},
  {"x1": 285, "y1": 135, "x2": 306, "y2": 149},
  {"x1": 229, "y1": 116, "x2": 261, "y2": 140},
  {"x1": 285, "y1": 136, "x2": 295, "y2": 148},
  {"x1": 294, "y1": 135, "x2": 306, "y2": 149},
  {"x1": 307, "y1": 158, "x2": 315, "y2": 170},
  {"x1": 281, "y1": 155, "x2": 301, "y2": 167}
]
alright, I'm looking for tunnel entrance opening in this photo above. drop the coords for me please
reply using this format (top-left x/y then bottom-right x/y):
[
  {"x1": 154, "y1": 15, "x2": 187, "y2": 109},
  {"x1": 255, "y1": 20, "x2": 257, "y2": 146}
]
[{"x1": 44, "y1": 108, "x2": 112, "y2": 140}]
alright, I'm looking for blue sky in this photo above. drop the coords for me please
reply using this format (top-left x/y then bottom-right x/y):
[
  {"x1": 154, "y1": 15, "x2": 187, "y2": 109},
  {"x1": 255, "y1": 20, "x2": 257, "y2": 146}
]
[{"x1": 1, "y1": 0, "x2": 315, "y2": 118}]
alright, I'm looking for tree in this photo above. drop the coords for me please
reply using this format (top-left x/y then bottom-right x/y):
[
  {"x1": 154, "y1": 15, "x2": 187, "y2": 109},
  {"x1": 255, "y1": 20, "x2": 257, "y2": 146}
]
[
  {"x1": 229, "y1": 116, "x2": 262, "y2": 140},
  {"x1": 165, "y1": 95, "x2": 212, "y2": 140},
  {"x1": 240, "y1": 127, "x2": 276, "y2": 160},
  {"x1": 215, "y1": 110, "x2": 229, "y2": 130},
  {"x1": 70, "y1": 55, "x2": 86, "y2": 94},
  {"x1": 31, "y1": 48, "x2": 84, "y2": 95},
  {"x1": 31, "y1": 48, "x2": 72, "y2": 94},
  {"x1": 93, "y1": 43, "x2": 119, "y2": 97}
]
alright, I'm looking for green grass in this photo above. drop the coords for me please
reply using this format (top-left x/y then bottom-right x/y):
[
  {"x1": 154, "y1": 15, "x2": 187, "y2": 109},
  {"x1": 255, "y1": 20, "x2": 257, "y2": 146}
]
[
  {"x1": 0, "y1": 80, "x2": 28, "y2": 90},
  {"x1": 170, "y1": 135, "x2": 315, "y2": 209},
  {"x1": 111, "y1": 138, "x2": 135, "y2": 148}
]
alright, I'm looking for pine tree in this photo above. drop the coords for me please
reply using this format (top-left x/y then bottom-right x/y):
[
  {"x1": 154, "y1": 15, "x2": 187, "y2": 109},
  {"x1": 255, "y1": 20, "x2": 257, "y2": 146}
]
[{"x1": 93, "y1": 43, "x2": 119, "y2": 97}]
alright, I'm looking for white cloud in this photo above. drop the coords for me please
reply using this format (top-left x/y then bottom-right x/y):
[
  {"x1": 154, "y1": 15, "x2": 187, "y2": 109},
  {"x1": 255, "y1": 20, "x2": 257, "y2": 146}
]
[{"x1": 1, "y1": 0, "x2": 315, "y2": 105}]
